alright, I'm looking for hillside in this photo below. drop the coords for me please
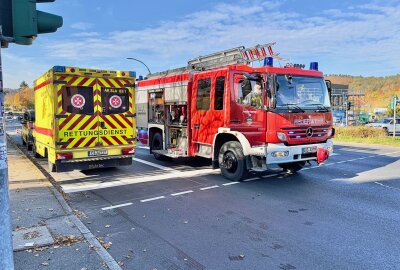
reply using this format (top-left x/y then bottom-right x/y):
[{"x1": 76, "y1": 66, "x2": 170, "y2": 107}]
[{"x1": 325, "y1": 75, "x2": 400, "y2": 111}]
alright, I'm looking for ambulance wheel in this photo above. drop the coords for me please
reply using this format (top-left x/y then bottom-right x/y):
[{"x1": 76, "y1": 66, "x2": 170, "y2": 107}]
[
  {"x1": 32, "y1": 142, "x2": 41, "y2": 158},
  {"x1": 48, "y1": 160, "x2": 56, "y2": 172},
  {"x1": 279, "y1": 161, "x2": 305, "y2": 173},
  {"x1": 219, "y1": 141, "x2": 248, "y2": 181},
  {"x1": 151, "y1": 132, "x2": 164, "y2": 160}
]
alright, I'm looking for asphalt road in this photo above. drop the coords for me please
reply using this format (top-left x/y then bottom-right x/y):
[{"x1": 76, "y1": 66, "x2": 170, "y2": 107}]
[{"x1": 6, "y1": 120, "x2": 400, "y2": 270}]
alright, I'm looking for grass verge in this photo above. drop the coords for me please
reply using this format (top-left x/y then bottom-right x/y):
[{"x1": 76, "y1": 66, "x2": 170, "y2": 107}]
[{"x1": 334, "y1": 126, "x2": 400, "y2": 147}]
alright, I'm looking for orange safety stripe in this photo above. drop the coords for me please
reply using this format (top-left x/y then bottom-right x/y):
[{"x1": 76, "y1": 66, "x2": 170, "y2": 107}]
[
  {"x1": 35, "y1": 127, "x2": 53, "y2": 137},
  {"x1": 34, "y1": 79, "x2": 52, "y2": 91}
]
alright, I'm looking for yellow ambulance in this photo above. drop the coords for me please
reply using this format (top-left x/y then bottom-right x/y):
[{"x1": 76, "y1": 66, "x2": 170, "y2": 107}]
[{"x1": 33, "y1": 66, "x2": 136, "y2": 172}]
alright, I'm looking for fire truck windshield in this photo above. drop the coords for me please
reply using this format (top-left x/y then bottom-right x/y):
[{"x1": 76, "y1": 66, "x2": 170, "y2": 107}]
[{"x1": 275, "y1": 75, "x2": 330, "y2": 111}]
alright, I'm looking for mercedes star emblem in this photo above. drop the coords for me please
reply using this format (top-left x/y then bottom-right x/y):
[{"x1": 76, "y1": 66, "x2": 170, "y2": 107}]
[{"x1": 306, "y1": 127, "x2": 313, "y2": 137}]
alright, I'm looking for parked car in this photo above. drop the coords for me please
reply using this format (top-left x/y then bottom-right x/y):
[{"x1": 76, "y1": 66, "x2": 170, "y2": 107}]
[
  {"x1": 366, "y1": 118, "x2": 400, "y2": 135},
  {"x1": 21, "y1": 110, "x2": 35, "y2": 150}
]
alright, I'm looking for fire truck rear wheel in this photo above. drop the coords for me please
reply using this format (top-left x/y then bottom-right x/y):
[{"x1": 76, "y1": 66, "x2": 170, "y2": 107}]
[
  {"x1": 219, "y1": 141, "x2": 248, "y2": 181},
  {"x1": 151, "y1": 132, "x2": 165, "y2": 160},
  {"x1": 279, "y1": 161, "x2": 305, "y2": 173}
]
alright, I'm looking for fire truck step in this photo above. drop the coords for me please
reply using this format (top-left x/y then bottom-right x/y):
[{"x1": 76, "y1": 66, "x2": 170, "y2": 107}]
[{"x1": 152, "y1": 149, "x2": 187, "y2": 158}]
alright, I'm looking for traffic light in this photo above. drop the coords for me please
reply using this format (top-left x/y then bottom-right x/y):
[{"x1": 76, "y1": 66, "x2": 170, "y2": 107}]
[
  {"x1": 12, "y1": 0, "x2": 63, "y2": 45},
  {"x1": 0, "y1": 0, "x2": 14, "y2": 47}
]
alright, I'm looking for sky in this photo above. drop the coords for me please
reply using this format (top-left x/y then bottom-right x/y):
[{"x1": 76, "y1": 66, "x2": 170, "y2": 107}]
[{"x1": 2, "y1": 0, "x2": 400, "y2": 89}]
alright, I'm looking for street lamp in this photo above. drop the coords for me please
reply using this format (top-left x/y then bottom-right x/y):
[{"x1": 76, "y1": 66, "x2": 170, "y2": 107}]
[{"x1": 126, "y1": 57, "x2": 151, "y2": 75}]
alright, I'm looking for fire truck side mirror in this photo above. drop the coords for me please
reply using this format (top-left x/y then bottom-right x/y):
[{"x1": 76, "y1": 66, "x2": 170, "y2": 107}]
[{"x1": 325, "y1": 80, "x2": 332, "y2": 102}]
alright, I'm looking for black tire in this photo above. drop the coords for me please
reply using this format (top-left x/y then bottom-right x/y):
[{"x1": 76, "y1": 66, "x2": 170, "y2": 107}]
[
  {"x1": 279, "y1": 161, "x2": 306, "y2": 173},
  {"x1": 48, "y1": 160, "x2": 56, "y2": 172},
  {"x1": 383, "y1": 127, "x2": 389, "y2": 136},
  {"x1": 32, "y1": 142, "x2": 41, "y2": 158},
  {"x1": 151, "y1": 132, "x2": 164, "y2": 160},
  {"x1": 218, "y1": 141, "x2": 248, "y2": 181}
]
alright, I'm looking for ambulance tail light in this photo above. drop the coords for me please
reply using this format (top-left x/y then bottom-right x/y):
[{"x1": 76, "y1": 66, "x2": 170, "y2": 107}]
[
  {"x1": 56, "y1": 152, "x2": 73, "y2": 160},
  {"x1": 122, "y1": 148, "x2": 135, "y2": 155}
]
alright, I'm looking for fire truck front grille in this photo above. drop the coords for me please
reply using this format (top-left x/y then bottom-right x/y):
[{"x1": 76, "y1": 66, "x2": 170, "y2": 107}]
[{"x1": 282, "y1": 126, "x2": 330, "y2": 139}]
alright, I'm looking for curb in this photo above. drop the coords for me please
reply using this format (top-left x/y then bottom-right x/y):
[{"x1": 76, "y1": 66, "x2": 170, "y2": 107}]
[
  {"x1": 6, "y1": 134, "x2": 66, "y2": 196},
  {"x1": 7, "y1": 135, "x2": 123, "y2": 270}
]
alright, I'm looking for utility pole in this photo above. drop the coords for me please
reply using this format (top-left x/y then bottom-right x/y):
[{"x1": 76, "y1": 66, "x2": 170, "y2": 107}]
[{"x1": 0, "y1": 27, "x2": 14, "y2": 270}]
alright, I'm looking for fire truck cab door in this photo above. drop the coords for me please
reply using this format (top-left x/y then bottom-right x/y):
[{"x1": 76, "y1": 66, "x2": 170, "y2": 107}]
[
  {"x1": 97, "y1": 78, "x2": 135, "y2": 147},
  {"x1": 230, "y1": 73, "x2": 266, "y2": 146},
  {"x1": 57, "y1": 77, "x2": 99, "y2": 149},
  {"x1": 191, "y1": 72, "x2": 226, "y2": 145}
]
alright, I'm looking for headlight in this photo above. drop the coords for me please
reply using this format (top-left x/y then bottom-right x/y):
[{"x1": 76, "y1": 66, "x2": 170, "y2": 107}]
[{"x1": 276, "y1": 132, "x2": 287, "y2": 141}]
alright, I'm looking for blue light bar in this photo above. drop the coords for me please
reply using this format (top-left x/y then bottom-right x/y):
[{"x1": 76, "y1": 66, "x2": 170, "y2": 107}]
[
  {"x1": 129, "y1": 71, "x2": 136, "y2": 77},
  {"x1": 310, "y1": 62, "x2": 318, "y2": 71},
  {"x1": 138, "y1": 75, "x2": 143, "y2": 81},
  {"x1": 53, "y1": 66, "x2": 65, "y2": 72},
  {"x1": 263, "y1": 57, "x2": 273, "y2": 67}
]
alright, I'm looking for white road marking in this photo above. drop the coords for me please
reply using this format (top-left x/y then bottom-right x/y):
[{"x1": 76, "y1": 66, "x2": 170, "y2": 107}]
[
  {"x1": 374, "y1": 182, "x2": 400, "y2": 192},
  {"x1": 171, "y1": 190, "x2": 194, "y2": 196},
  {"x1": 133, "y1": 158, "x2": 175, "y2": 171},
  {"x1": 200, "y1": 185, "x2": 219, "y2": 190},
  {"x1": 243, "y1": 177, "x2": 259, "y2": 182},
  {"x1": 140, "y1": 196, "x2": 165, "y2": 202},
  {"x1": 261, "y1": 173, "x2": 280, "y2": 178},
  {"x1": 101, "y1": 202, "x2": 133, "y2": 211},
  {"x1": 222, "y1": 182, "x2": 240, "y2": 186},
  {"x1": 62, "y1": 168, "x2": 219, "y2": 193},
  {"x1": 330, "y1": 153, "x2": 339, "y2": 156},
  {"x1": 137, "y1": 145, "x2": 150, "y2": 150}
]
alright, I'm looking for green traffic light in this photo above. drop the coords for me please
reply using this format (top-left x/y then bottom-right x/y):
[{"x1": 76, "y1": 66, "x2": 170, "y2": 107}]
[{"x1": 12, "y1": 0, "x2": 63, "y2": 45}]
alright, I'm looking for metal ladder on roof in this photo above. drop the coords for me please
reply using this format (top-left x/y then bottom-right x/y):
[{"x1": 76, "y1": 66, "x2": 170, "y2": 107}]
[
  {"x1": 187, "y1": 42, "x2": 278, "y2": 71},
  {"x1": 147, "y1": 42, "x2": 279, "y2": 78}
]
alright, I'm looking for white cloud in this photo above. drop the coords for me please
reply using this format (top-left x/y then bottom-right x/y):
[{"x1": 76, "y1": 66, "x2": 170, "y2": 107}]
[
  {"x1": 2, "y1": 53, "x2": 49, "y2": 89},
  {"x1": 71, "y1": 32, "x2": 100, "y2": 38},
  {"x1": 4, "y1": 0, "x2": 400, "y2": 88},
  {"x1": 70, "y1": 22, "x2": 94, "y2": 31}
]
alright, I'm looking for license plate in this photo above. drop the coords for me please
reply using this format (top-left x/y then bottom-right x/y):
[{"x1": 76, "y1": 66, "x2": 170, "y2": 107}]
[
  {"x1": 88, "y1": 150, "x2": 108, "y2": 156},
  {"x1": 302, "y1": 146, "x2": 317, "y2": 154}
]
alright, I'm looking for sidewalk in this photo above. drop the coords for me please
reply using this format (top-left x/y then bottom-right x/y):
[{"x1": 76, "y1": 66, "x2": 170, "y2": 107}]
[{"x1": 8, "y1": 141, "x2": 118, "y2": 270}]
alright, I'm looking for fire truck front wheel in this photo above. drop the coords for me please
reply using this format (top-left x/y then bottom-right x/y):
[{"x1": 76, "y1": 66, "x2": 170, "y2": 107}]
[{"x1": 219, "y1": 141, "x2": 248, "y2": 181}]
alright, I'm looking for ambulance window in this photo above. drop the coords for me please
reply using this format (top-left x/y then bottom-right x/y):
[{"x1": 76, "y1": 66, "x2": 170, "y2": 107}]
[
  {"x1": 61, "y1": 86, "x2": 94, "y2": 115},
  {"x1": 196, "y1": 78, "x2": 211, "y2": 110},
  {"x1": 101, "y1": 87, "x2": 129, "y2": 115},
  {"x1": 214, "y1": 76, "x2": 225, "y2": 110}
]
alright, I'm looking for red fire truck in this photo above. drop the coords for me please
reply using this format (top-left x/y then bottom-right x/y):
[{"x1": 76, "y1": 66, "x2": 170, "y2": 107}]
[{"x1": 136, "y1": 43, "x2": 334, "y2": 181}]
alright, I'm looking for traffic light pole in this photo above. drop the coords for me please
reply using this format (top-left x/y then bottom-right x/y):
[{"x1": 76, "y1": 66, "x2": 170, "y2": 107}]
[
  {"x1": 0, "y1": 26, "x2": 15, "y2": 270},
  {"x1": 394, "y1": 96, "x2": 397, "y2": 138}
]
